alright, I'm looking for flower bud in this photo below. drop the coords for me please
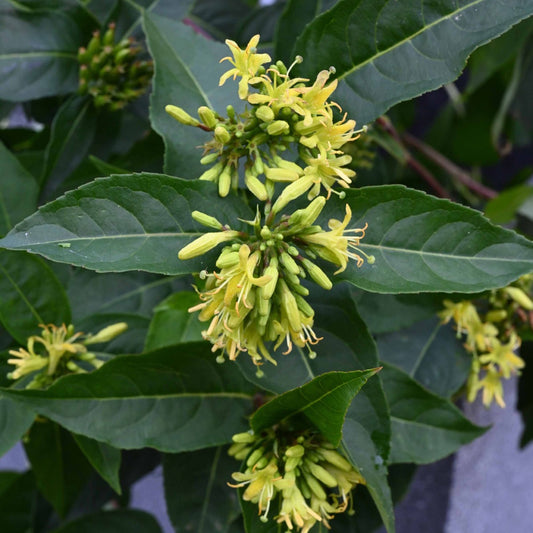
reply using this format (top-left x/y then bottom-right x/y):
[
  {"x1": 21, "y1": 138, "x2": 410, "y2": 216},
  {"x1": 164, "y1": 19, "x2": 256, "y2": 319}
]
[
  {"x1": 504, "y1": 287, "x2": 533, "y2": 310},
  {"x1": 200, "y1": 153, "x2": 219, "y2": 165},
  {"x1": 289, "y1": 196, "x2": 326, "y2": 228},
  {"x1": 197, "y1": 105, "x2": 217, "y2": 129},
  {"x1": 246, "y1": 447, "x2": 265, "y2": 468},
  {"x1": 280, "y1": 280, "x2": 301, "y2": 332},
  {"x1": 485, "y1": 310, "x2": 508, "y2": 323},
  {"x1": 285, "y1": 444, "x2": 305, "y2": 458},
  {"x1": 216, "y1": 249, "x2": 240, "y2": 269},
  {"x1": 280, "y1": 252, "x2": 300, "y2": 276},
  {"x1": 214, "y1": 125, "x2": 231, "y2": 144},
  {"x1": 303, "y1": 472, "x2": 327, "y2": 500},
  {"x1": 305, "y1": 460, "x2": 338, "y2": 488},
  {"x1": 255, "y1": 105, "x2": 275, "y2": 123},
  {"x1": 218, "y1": 166, "x2": 232, "y2": 197},
  {"x1": 294, "y1": 294, "x2": 314, "y2": 318},
  {"x1": 84, "y1": 322, "x2": 128, "y2": 345},
  {"x1": 232, "y1": 431, "x2": 256, "y2": 444},
  {"x1": 261, "y1": 259, "x2": 279, "y2": 300},
  {"x1": 244, "y1": 169, "x2": 268, "y2": 201},
  {"x1": 199, "y1": 161, "x2": 224, "y2": 181},
  {"x1": 191, "y1": 210, "x2": 223, "y2": 230},
  {"x1": 178, "y1": 230, "x2": 240, "y2": 260},
  {"x1": 165, "y1": 105, "x2": 200, "y2": 126},
  {"x1": 271, "y1": 174, "x2": 315, "y2": 213},
  {"x1": 266, "y1": 120, "x2": 290, "y2": 136},
  {"x1": 264, "y1": 167, "x2": 300, "y2": 182},
  {"x1": 301, "y1": 258, "x2": 332, "y2": 290},
  {"x1": 318, "y1": 448, "x2": 353, "y2": 472}
]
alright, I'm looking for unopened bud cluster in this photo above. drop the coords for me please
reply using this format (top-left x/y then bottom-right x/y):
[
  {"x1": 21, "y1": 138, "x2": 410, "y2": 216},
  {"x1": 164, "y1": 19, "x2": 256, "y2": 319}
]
[
  {"x1": 170, "y1": 35, "x2": 375, "y2": 372},
  {"x1": 439, "y1": 274, "x2": 533, "y2": 407},
  {"x1": 7, "y1": 322, "x2": 127, "y2": 389},
  {"x1": 229, "y1": 427, "x2": 365, "y2": 531},
  {"x1": 78, "y1": 23, "x2": 153, "y2": 111}
]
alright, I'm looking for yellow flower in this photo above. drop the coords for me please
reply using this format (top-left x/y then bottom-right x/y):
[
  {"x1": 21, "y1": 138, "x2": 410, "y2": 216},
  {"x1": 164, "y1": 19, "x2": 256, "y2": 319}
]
[
  {"x1": 301, "y1": 205, "x2": 373, "y2": 273},
  {"x1": 247, "y1": 71, "x2": 305, "y2": 112},
  {"x1": 296, "y1": 70, "x2": 338, "y2": 126},
  {"x1": 477, "y1": 365, "x2": 505, "y2": 408},
  {"x1": 219, "y1": 35, "x2": 271, "y2": 99},
  {"x1": 479, "y1": 333, "x2": 523, "y2": 379}
]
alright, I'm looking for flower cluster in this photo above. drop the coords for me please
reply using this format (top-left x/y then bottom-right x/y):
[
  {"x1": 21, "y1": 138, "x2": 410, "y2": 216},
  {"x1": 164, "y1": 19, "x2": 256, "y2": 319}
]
[
  {"x1": 168, "y1": 35, "x2": 373, "y2": 372},
  {"x1": 228, "y1": 427, "x2": 365, "y2": 532},
  {"x1": 7, "y1": 322, "x2": 127, "y2": 389},
  {"x1": 78, "y1": 23, "x2": 153, "y2": 111},
  {"x1": 439, "y1": 274, "x2": 533, "y2": 407}
]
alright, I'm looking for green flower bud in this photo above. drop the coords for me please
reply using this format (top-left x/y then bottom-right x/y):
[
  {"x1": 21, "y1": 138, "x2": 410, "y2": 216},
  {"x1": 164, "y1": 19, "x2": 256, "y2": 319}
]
[
  {"x1": 485, "y1": 310, "x2": 508, "y2": 323},
  {"x1": 199, "y1": 161, "x2": 224, "y2": 182},
  {"x1": 165, "y1": 105, "x2": 200, "y2": 126},
  {"x1": 266, "y1": 120, "x2": 290, "y2": 136},
  {"x1": 191, "y1": 210, "x2": 223, "y2": 230},
  {"x1": 264, "y1": 167, "x2": 299, "y2": 182},
  {"x1": 232, "y1": 430, "x2": 256, "y2": 444},
  {"x1": 200, "y1": 152, "x2": 219, "y2": 165},
  {"x1": 178, "y1": 230, "x2": 240, "y2": 260},
  {"x1": 102, "y1": 23, "x2": 116, "y2": 46},
  {"x1": 280, "y1": 252, "x2": 300, "y2": 276},
  {"x1": 301, "y1": 258, "x2": 332, "y2": 290},
  {"x1": 285, "y1": 444, "x2": 305, "y2": 458},
  {"x1": 261, "y1": 259, "x2": 279, "y2": 300},
  {"x1": 305, "y1": 459, "x2": 338, "y2": 488},
  {"x1": 303, "y1": 472, "x2": 327, "y2": 500},
  {"x1": 271, "y1": 174, "x2": 315, "y2": 213},
  {"x1": 289, "y1": 196, "x2": 326, "y2": 228},
  {"x1": 197, "y1": 105, "x2": 217, "y2": 129},
  {"x1": 84, "y1": 322, "x2": 128, "y2": 345},
  {"x1": 255, "y1": 105, "x2": 275, "y2": 123},
  {"x1": 246, "y1": 447, "x2": 265, "y2": 468},
  {"x1": 294, "y1": 294, "x2": 314, "y2": 318},
  {"x1": 244, "y1": 169, "x2": 268, "y2": 201},
  {"x1": 216, "y1": 249, "x2": 240, "y2": 269},
  {"x1": 318, "y1": 448, "x2": 353, "y2": 472},
  {"x1": 87, "y1": 31, "x2": 101, "y2": 57},
  {"x1": 214, "y1": 125, "x2": 231, "y2": 144},
  {"x1": 504, "y1": 287, "x2": 533, "y2": 310},
  {"x1": 280, "y1": 279, "x2": 301, "y2": 331},
  {"x1": 218, "y1": 166, "x2": 232, "y2": 197}
]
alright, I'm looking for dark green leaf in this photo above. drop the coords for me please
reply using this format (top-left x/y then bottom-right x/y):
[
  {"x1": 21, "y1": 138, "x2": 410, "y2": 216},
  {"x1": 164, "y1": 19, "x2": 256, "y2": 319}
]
[
  {"x1": 0, "y1": 250, "x2": 71, "y2": 343},
  {"x1": 145, "y1": 292, "x2": 204, "y2": 351},
  {"x1": 0, "y1": 471, "x2": 36, "y2": 533},
  {"x1": 327, "y1": 185, "x2": 533, "y2": 293},
  {"x1": 72, "y1": 434, "x2": 122, "y2": 494},
  {"x1": 51, "y1": 510, "x2": 163, "y2": 533},
  {"x1": 0, "y1": 395, "x2": 34, "y2": 457},
  {"x1": 0, "y1": 141, "x2": 38, "y2": 236},
  {"x1": 381, "y1": 363, "x2": 486, "y2": 464},
  {"x1": 143, "y1": 11, "x2": 239, "y2": 177},
  {"x1": 0, "y1": 173, "x2": 252, "y2": 275},
  {"x1": 0, "y1": 4, "x2": 96, "y2": 101},
  {"x1": 274, "y1": 0, "x2": 337, "y2": 65},
  {"x1": 353, "y1": 290, "x2": 444, "y2": 334},
  {"x1": 238, "y1": 287, "x2": 394, "y2": 533},
  {"x1": 251, "y1": 369, "x2": 379, "y2": 447},
  {"x1": 3, "y1": 343, "x2": 255, "y2": 452},
  {"x1": 294, "y1": 0, "x2": 533, "y2": 125},
  {"x1": 163, "y1": 447, "x2": 241, "y2": 533},
  {"x1": 24, "y1": 420, "x2": 93, "y2": 517},
  {"x1": 41, "y1": 96, "x2": 98, "y2": 196},
  {"x1": 377, "y1": 318, "x2": 471, "y2": 398},
  {"x1": 466, "y1": 17, "x2": 533, "y2": 95}
]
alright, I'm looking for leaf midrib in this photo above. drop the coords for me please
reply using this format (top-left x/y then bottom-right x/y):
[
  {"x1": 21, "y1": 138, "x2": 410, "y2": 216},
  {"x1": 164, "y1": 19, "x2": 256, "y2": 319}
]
[{"x1": 337, "y1": 0, "x2": 485, "y2": 81}]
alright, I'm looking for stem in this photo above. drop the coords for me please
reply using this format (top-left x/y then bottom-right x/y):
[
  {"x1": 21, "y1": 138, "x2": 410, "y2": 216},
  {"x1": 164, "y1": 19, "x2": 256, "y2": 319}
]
[
  {"x1": 402, "y1": 132, "x2": 497, "y2": 200},
  {"x1": 376, "y1": 117, "x2": 451, "y2": 199}
]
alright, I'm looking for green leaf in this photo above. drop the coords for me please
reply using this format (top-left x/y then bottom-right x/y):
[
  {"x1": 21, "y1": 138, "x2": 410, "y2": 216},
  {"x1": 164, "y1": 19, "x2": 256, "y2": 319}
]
[
  {"x1": 0, "y1": 173, "x2": 252, "y2": 275},
  {"x1": 251, "y1": 369, "x2": 379, "y2": 447},
  {"x1": 274, "y1": 0, "x2": 337, "y2": 65},
  {"x1": 41, "y1": 96, "x2": 98, "y2": 196},
  {"x1": 143, "y1": 11, "x2": 239, "y2": 177},
  {"x1": 72, "y1": 434, "x2": 122, "y2": 494},
  {"x1": 0, "y1": 141, "x2": 38, "y2": 237},
  {"x1": 325, "y1": 185, "x2": 533, "y2": 294},
  {"x1": 51, "y1": 510, "x2": 163, "y2": 533},
  {"x1": 145, "y1": 292, "x2": 204, "y2": 351},
  {"x1": 484, "y1": 184, "x2": 533, "y2": 224},
  {"x1": 3, "y1": 343, "x2": 255, "y2": 452},
  {"x1": 0, "y1": 471, "x2": 36, "y2": 533},
  {"x1": 377, "y1": 318, "x2": 471, "y2": 398},
  {"x1": 24, "y1": 420, "x2": 93, "y2": 517},
  {"x1": 238, "y1": 287, "x2": 394, "y2": 533},
  {"x1": 0, "y1": 395, "x2": 34, "y2": 457},
  {"x1": 293, "y1": 0, "x2": 533, "y2": 126},
  {"x1": 353, "y1": 290, "x2": 444, "y2": 334},
  {"x1": 381, "y1": 363, "x2": 486, "y2": 464},
  {"x1": 0, "y1": 249, "x2": 71, "y2": 343},
  {"x1": 0, "y1": 3, "x2": 96, "y2": 101},
  {"x1": 163, "y1": 447, "x2": 241, "y2": 533}
]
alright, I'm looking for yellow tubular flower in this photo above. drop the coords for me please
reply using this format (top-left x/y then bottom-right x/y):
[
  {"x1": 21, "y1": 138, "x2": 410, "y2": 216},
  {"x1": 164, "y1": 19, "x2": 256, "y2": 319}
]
[
  {"x1": 301, "y1": 205, "x2": 373, "y2": 273},
  {"x1": 219, "y1": 35, "x2": 271, "y2": 99},
  {"x1": 478, "y1": 333, "x2": 524, "y2": 379},
  {"x1": 477, "y1": 365, "x2": 506, "y2": 408}
]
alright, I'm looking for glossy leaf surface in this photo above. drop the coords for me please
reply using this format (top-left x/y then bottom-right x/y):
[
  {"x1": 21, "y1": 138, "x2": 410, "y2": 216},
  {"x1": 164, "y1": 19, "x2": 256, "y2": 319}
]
[{"x1": 3, "y1": 343, "x2": 255, "y2": 452}]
